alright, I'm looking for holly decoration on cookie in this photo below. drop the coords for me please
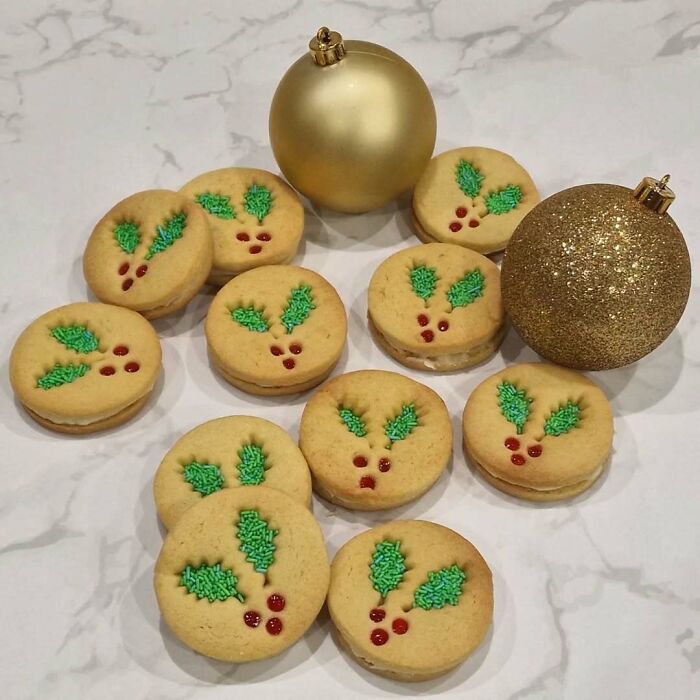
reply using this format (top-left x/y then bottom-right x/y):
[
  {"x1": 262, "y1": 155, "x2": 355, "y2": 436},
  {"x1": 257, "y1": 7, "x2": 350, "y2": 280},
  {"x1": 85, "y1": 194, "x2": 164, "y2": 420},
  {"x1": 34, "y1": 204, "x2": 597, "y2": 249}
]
[
  {"x1": 244, "y1": 184, "x2": 273, "y2": 224},
  {"x1": 497, "y1": 381, "x2": 532, "y2": 435},
  {"x1": 384, "y1": 404, "x2": 419, "y2": 446},
  {"x1": 413, "y1": 565, "x2": 466, "y2": 609},
  {"x1": 447, "y1": 270, "x2": 484, "y2": 309},
  {"x1": 51, "y1": 325, "x2": 100, "y2": 354},
  {"x1": 410, "y1": 265, "x2": 438, "y2": 302},
  {"x1": 231, "y1": 306, "x2": 269, "y2": 332},
  {"x1": 183, "y1": 461, "x2": 225, "y2": 496},
  {"x1": 114, "y1": 221, "x2": 141, "y2": 255},
  {"x1": 544, "y1": 401, "x2": 581, "y2": 436},
  {"x1": 180, "y1": 563, "x2": 245, "y2": 602},
  {"x1": 370, "y1": 540, "x2": 407, "y2": 600},
  {"x1": 36, "y1": 363, "x2": 90, "y2": 390},
  {"x1": 195, "y1": 192, "x2": 236, "y2": 220},
  {"x1": 339, "y1": 407, "x2": 367, "y2": 438},
  {"x1": 237, "y1": 444, "x2": 268, "y2": 485}
]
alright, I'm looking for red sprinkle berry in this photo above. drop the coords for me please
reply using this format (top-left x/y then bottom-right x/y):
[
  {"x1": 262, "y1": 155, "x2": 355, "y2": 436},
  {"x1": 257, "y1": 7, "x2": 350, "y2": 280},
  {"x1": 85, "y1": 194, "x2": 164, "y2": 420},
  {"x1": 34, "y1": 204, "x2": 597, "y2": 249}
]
[
  {"x1": 124, "y1": 362, "x2": 140, "y2": 373},
  {"x1": 122, "y1": 278, "x2": 133, "y2": 291},
  {"x1": 289, "y1": 343, "x2": 302, "y2": 355},
  {"x1": 359, "y1": 476, "x2": 376, "y2": 490},
  {"x1": 504, "y1": 437, "x2": 520, "y2": 451},
  {"x1": 378, "y1": 457, "x2": 391, "y2": 472},
  {"x1": 392, "y1": 618, "x2": 409, "y2": 635},
  {"x1": 100, "y1": 366, "x2": 116, "y2": 376},
  {"x1": 136, "y1": 264, "x2": 148, "y2": 278},
  {"x1": 528, "y1": 444, "x2": 543, "y2": 458},
  {"x1": 438, "y1": 320, "x2": 449, "y2": 332},
  {"x1": 236, "y1": 232, "x2": 250, "y2": 241},
  {"x1": 449, "y1": 222, "x2": 463, "y2": 232},
  {"x1": 370, "y1": 629, "x2": 389, "y2": 646},
  {"x1": 283, "y1": 358, "x2": 295, "y2": 370},
  {"x1": 511, "y1": 454, "x2": 526, "y2": 466},
  {"x1": 421, "y1": 329, "x2": 434, "y2": 343},
  {"x1": 249, "y1": 245, "x2": 262, "y2": 254},
  {"x1": 369, "y1": 608, "x2": 386, "y2": 622},
  {"x1": 266, "y1": 617, "x2": 283, "y2": 635},
  {"x1": 118, "y1": 262, "x2": 129, "y2": 276},
  {"x1": 244, "y1": 611, "x2": 261, "y2": 628},
  {"x1": 456, "y1": 206, "x2": 468, "y2": 218},
  {"x1": 113, "y1": 345, "x2": 129, "y2": 356},
  {"x1": 270, "y1": 345, "x2": 283, "y2": 356},
  {"x1": 469, "y1": 219, "x2": 480, "y2": 228},
  {"x1": 257, "y1": 232, "x2": 271, "y2": 241},
  {"x1": 417, "y1": 314, "x2": 429, "y2": 327},
  {"x1": 353, "y1": 455, "x2": 368, "y2": 468},
  {"x1": 267, "y1": 594, "x2": 286, "y2": 612}
]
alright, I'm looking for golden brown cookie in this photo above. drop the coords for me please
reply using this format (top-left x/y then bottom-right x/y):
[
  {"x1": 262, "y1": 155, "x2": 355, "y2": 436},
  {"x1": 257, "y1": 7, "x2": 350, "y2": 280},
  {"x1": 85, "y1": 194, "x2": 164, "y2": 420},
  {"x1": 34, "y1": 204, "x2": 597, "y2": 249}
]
[
  {"x1": 412, "y1": 147, "x2": 539, "y2": 254},
  {"x1": 10, "y1": 302, "x2": 161, "y2": 434},
  {"x1": 180, "y1": 168, "x2": 304, "y2": 286},
  {"x1": 299, "y1": 370, "x2": 452, "y2": 510},
  {"x1": 153, "y1": 416, "x2": 312, "y2": 530},
  {"x1": 463, "y1": 363, "x2": 613, "y2": 502},
  {"x1": 328, "y1": 520, "x2": 493, "y2": 681},
  {"x1": 368, "y1": 243, "x2": 504, "y2": 371},
  {"x1": 205, "y1": 265, "x2": 347, "y2": 396},
  {"x1": 83, "y1": 189, "x2": 213, "y2": 319},
  {"x1": 154, "y1": 486, "x2": 329, "y2": 662}
]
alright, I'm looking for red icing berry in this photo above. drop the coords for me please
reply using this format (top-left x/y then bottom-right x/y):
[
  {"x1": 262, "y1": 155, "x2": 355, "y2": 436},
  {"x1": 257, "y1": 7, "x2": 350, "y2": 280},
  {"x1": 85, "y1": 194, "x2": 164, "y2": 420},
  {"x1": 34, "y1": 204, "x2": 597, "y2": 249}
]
[
  {"x1": 136, "y1": 264, "x2": 148, "y2": 278},
  {"x1": 244, "y1": 611, "x2": 261, "y2": 628},
  {"x1": 369, "y1": 608, "x2": 386, "y2": 622},
  {"x1": 236, "y1": 232, "x2": 250, "y2": 241},
  {"x1": 267, "y1": 594, "x2": 286, "y2": 612},
  {"x1": 124, "y1": 362, "x2": 140, "y2": 373},
  {"x1": 370, "y1": 629, "x2": 389, "y2": 646},
  {"x1": 113, "y1": 345, "x2": 129, "y2": 356},
  {"x1": 504, "y1": 437, "x2": 520, "y2": 451},
  {"x1": 511, "y1": 454, "x2": 526, "y2": 466},
  {"x1": 283, "y1": 358, "x2": 295, "y2": 370},
  {"x1": 392, "y1": 618, "x2": 409, "y2": 635},
  {"x1": 353, "y1": 455, "x2": 368, "y2": 468},
  {"x1": 417, "y1": 314, "x2": 429, "y2": 326},
  {"x1": 421, "y1": 329, "x2": 434, "y2": 343},
  {"x1": 270, "y1": 345, "x2": 283, "y2": 356},
  {"x1": 528, "y1": 444, "x2": 543, "y2": 458},
  {"x1": 100, "y1": 366, "x2": 116, "y2": 376},
  {"x1": 257, "y1": 232, "x2": 271, "y2": 241},
  {"x1": 438, "y1": 320, "x2": 449, "y2": 332},
  {"x1": 469, "y1": 219, "x2": 480, "y2": 228},
  {"x1": 378, "y1": 457, "x2": 391, "y2": 472},
  {"x1": 359, "y1": 476, "x2": 376, "y2": 490},
  {"x1": 118, "y1": 262, "x2": 129, "y2": 276},
  {"x1": 266, "y1": 617, "x2": 283, "y2": 635},
  {"x1": 456, "y1": 206, "x2": 468, "y2": 218},
  {"x1": 449, "y1": 221, "x2": 463, "y2": 232},
  {"x1": 122, "y1": 278, "x2": 133, "y2": 291},
  {"x1": 249, "y1": 245, "x2": 262, "y2": 254},
  {"x1": 289, "y1": 343, "x2": 302, "y2": 355}
]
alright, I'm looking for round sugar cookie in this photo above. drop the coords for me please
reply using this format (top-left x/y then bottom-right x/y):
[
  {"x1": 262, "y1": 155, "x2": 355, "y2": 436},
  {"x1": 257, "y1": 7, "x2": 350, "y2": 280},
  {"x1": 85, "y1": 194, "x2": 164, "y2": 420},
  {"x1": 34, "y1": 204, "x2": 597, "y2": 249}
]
[
  {"x1": 368, "y1": 242, "x2": 504, "y2": 371},
  {"x1": 299, "y1": 370, "x2": 452, "y2": 510},
  {"x1": 10, "y1": 302, "x2": 161, "y2": 433},
  {"x1": 154, "y1": 486, "x2": 329, "y2": 662},
  {"x1": 463, "y1": 363, "x2": 613, "y2": 502},
  {"x1": 205, "y1": 265, "x2": 347, "y2": 396},
  {"x1": 153, "y1": 416, "x2": 312, "y2": 530},
  {"x1": 328, "y1": 520, "x2": 493, "y2": 682},
  {"x1": 180, "y1": 168, "x2": 304, "y2": 286},
  {"x1": 83, "y1": 189, "x2": 213, "y2": 319},
  {"x1": 412, "y1": 147, "x2": 539, "y2": 254}
]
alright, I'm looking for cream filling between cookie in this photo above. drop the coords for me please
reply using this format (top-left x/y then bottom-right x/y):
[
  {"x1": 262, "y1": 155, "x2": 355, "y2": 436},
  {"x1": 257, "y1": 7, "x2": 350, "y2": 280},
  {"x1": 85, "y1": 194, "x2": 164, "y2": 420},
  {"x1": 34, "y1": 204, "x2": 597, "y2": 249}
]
[{"x1": 480, "y1": 460, "x2": 605, "y2": 493}]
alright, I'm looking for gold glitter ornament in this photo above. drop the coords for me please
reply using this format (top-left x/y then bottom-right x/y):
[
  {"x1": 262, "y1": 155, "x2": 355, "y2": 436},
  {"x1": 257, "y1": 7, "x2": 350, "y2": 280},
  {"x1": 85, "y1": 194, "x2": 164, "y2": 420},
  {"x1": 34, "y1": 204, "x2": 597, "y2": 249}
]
[
  {"x1": 269, "y1": 27, "x2": 436, "y2": 213},
  {"x1": 501, "y1": 175, "x2": 691, "y2": 370}
]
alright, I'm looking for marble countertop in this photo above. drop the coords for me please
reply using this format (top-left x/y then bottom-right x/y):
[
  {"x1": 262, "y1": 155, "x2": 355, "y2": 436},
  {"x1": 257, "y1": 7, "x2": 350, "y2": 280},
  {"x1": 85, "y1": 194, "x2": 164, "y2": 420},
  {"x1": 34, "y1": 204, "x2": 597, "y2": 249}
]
[{"x1": 2, "y1": 1, "x2": 699, "y2": 698}]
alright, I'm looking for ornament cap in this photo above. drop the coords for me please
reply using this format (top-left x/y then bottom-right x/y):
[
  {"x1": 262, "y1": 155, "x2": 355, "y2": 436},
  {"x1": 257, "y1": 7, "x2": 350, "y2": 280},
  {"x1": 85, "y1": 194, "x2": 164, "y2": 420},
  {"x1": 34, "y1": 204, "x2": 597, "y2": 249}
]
[
  {"x1": 309, "y1": 27, "x2": 346, "y2": 66},
  {"x1": 633, "y1": 174, "x2": 675, "y2": 214}
]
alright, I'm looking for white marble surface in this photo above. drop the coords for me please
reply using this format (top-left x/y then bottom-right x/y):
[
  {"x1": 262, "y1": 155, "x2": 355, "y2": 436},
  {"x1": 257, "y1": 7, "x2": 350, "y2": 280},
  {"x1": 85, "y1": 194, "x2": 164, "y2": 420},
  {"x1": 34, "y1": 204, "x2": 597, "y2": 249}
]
[{"x1": 1, "y1": 1, "x2": 699, "y2": 698}]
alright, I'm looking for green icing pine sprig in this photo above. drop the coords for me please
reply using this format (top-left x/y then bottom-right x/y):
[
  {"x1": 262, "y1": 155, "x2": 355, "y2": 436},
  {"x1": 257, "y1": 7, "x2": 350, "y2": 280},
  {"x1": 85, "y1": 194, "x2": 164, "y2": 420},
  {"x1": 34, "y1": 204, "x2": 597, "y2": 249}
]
[
  {"x1": 237, "y1": 509, "x2": 278, "y2": 574},
  {"x1": 456, "y1": 160, "x2": 484, "y2": 198},
  {"x1": 338, "y1": 407, "x2": 367, "y2": 438},
  {"x1": 114, "y1": 221, "x2": 141, "y2": 255},
  {"x1": 485, "y1": 185, "x2": 523, "y2": 215},
  {"x1": 237, "y1": 444, "x2": 267, "y2": 485},
  {"x1": 497, "y1": 381, "x2": 532, "y2": 435},
  {"x1": 195, "y1": 192, "x2": 236, "y2": 220},
  {"x1": 370, "y1": 540, "x2": 407, "y2": 600},
  {"x1": 280, "y1": 285, "x2": 315, "y2": 334},
  {"x1": 409, "y1": 265, "x2": 438, "y2": 301},
  {"x1": 413, "y1": 565, "x2": 466, "y2": 610},
  {"x1": 543, "y1": 401, "x2": 581, "y2": 436},
  {"x1": 244, "y1": 184, "x2": 273, "y2": 224},
  {"x1": 384, "y1": 404, "x2": 419, "y2": 445},
  {"x1": 231, "y1": 307, "x2": 269, "y2": 333},
  {"x1": 183, "y1": 461, "x2": 224, "y2": 496},
  {"x1": 36, "y1": 363, "x2": 90, "y2": 390},
  {"x1": 179, "y1": 563, "x2": 245, "y2": 603},
  {"x1": 50, "y1": 325, "x2": 99, "y2": 354},
  {"x1": 145, "y1": 212, "x2": 187, "y2": 260},
  {"x1": 447, "y1": 269, "x2": 484, "y2": 309}
]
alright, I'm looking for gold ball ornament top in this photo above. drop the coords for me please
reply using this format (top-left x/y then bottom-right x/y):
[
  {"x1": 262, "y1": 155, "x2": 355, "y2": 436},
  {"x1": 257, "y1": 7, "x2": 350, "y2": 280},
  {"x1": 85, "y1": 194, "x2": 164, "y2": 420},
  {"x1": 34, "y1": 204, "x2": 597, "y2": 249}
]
[
  {"x1": 501, "y1": 174, "x2": 691, "y2": 370},
  {"x1": 269, "y1": 27, "x2": 437, "y2": 213}
]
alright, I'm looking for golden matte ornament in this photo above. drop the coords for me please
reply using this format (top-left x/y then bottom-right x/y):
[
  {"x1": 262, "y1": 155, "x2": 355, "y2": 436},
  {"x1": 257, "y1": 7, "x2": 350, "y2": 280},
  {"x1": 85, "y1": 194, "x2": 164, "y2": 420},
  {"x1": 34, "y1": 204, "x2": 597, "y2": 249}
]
[
  {"x1": 269, "y1": 27, "x2": 437, "y2": 213},
  {"x1": 501, "y1": 175, "x2": 691, "y2": 370}
]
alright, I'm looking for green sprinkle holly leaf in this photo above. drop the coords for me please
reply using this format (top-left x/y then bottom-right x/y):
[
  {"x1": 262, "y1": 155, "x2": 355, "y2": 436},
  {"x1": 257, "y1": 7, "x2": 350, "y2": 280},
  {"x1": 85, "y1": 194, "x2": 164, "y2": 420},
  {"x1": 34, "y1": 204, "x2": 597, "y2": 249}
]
[
  {"x1": 384, "y1": 404, "x2": 418, "y2": 445},
  {"x1": 409, "y1": 265, "x2": 438, "y2": 301},
  {"x1": 36, "y1": 363, "x2": 90, "y2": 390},
  {"x1": 455, "y1": 160, "x2": 484, "y2": 199},
  {"x1": 446, "y1": 269, "x2": 484, "y2": 309},
  {"x1": 145, "y1": 212, "x2": 187, "y2": 260},
  {"x1": 237, "y1": 509, "x2": 278, "y2": 574},
  {"x1": 244, "y1": 184, "x2": 273, "y2": 224},
  {"x1": 231, "y1": 307, "x2": 269, "y2": 333},
  {"x1": 413, "y1": 565, "x2": 466, "y2": 610},
  {"x1": 543, "y1": 401, "x2": 581, "y2": 436},
  {"x1": 183, "y1": 461, "x2": 224, "y2": 496},
  {"x1": 179, "y1": 563, "x2": 245, "y2": 603},
  {"x1": 114, "y1": 221, "x2": 141, "y2": 255},
  {"x1": 497, "y1": 381, "x2": 532, "y2": 435},
  {"x1": 195, "y1": 192, "x2": 236, "y2": 220},
  {"x1": 50, "y1": 325, "x2": 99, "y2": 354},
  {"x1": 369, "y1": 540, "x2": 407, "y2": 600},
  {"x1": 280, "y1": 285, "x2": 315, "y2": 334},
  {"x1": 485, "y1": 184, "x2": 523, "y2": 215},
  {"x1": 237, "y1": 444, "x2": 267, "y2": 485},
  {"x1": 338, "y1": 407, "x2": 367, "y2": 438}
]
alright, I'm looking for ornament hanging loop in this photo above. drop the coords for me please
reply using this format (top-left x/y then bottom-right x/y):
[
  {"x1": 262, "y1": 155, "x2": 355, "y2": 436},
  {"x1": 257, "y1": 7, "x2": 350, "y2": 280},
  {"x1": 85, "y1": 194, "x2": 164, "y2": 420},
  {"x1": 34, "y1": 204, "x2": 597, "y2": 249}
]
[
  {"x1": 309, "y1": 26, "x2": 346, "y2": 66},
  {"x1": 633, "y1": 173, "x2": 675, "y2": 214}
]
